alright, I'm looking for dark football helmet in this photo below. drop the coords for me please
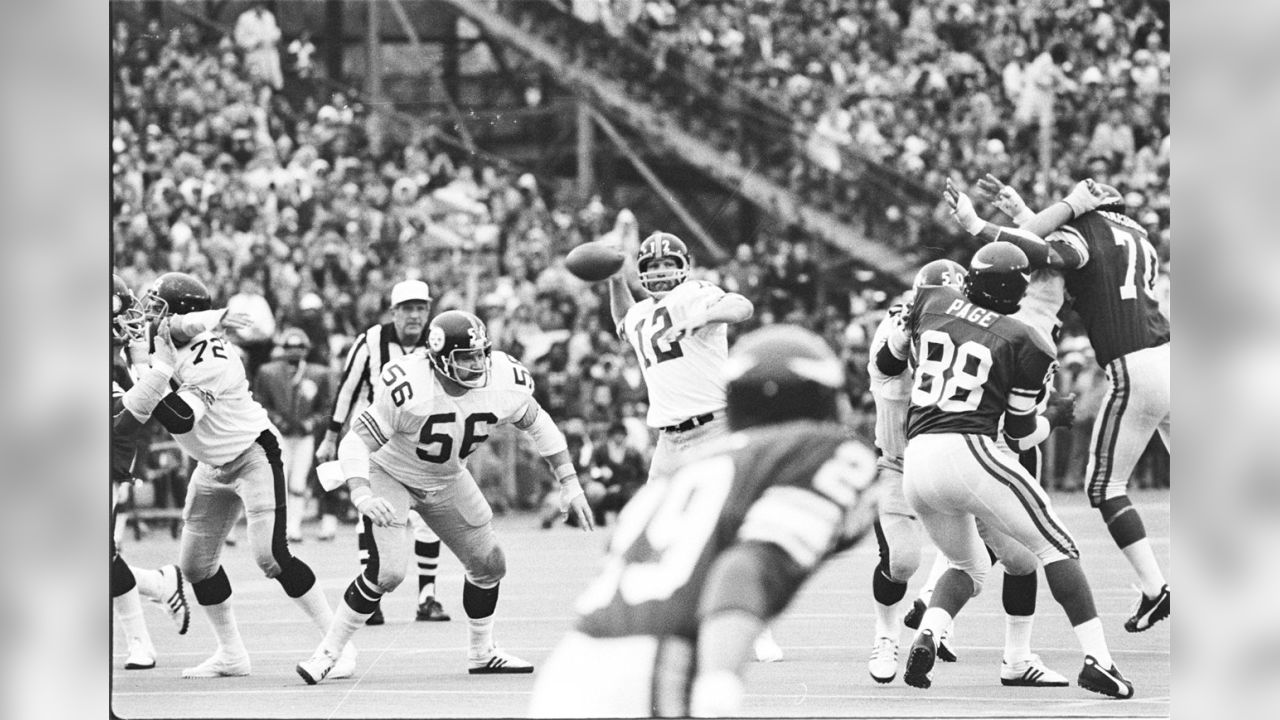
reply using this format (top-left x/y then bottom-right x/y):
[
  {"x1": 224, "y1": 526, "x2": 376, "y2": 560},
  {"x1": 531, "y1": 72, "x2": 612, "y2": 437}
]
[
  {"x1": 725, "y1": 325, "x2": 845, "y2": 431},
  {"x1": 637, "y1": 231, "x2": 690, "y2": 295},
  {"x1": 963, "y1": 242, "x2": 1030, "y2": 315},
  {"x1": 140, "y1": 272, "x2": 213, "y2": 325},
  {"x1": 112, "y1": 274, "x2": 145, "y2": 346},
  {"x1": 912, "y1": 259, "x2": 967, "y2": 292},
  {"x1": 427, "y1": 310, "x2": 493, "y2": 388}
]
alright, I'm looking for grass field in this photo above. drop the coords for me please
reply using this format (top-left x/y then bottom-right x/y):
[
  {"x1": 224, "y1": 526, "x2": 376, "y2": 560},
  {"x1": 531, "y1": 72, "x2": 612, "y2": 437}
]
[{"x1": 111, "y1": 489, "x2": 1169, "y2": 719}]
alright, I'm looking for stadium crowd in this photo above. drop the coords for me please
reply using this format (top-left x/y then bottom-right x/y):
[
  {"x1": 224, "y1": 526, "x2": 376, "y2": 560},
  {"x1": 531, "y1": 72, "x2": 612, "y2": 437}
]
[{"x1": 111, "y1": 1, "x2": 1167, "y2": 533}]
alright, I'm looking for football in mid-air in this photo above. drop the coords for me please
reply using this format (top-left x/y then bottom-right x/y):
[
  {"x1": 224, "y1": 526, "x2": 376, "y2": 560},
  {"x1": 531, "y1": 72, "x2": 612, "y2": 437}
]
[{"x1": 565, "y1": 240, "x2": 626, "y2": 281}]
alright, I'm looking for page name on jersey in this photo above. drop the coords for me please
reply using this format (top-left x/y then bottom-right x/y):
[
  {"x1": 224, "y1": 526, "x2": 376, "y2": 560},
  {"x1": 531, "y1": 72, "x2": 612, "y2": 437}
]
[{"x1": 943, "y1": 299, "x2": 1000, "y2": 328}]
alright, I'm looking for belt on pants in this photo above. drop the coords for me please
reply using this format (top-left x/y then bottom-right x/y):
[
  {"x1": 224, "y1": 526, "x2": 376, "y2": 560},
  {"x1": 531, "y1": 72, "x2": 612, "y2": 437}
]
[{"x1": 660, "y1": 412, "x2": 715, "y2": 434}]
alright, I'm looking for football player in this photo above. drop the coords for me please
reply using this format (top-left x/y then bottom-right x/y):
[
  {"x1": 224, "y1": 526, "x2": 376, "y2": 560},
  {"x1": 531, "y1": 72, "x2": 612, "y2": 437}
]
[
  {"x1": 115, "y1": 272, "x2": 355, "y2": 678},
  {"x1": 949, "y1": 175, "x2": 1170, "y2": 633},
  {"x1": 315, "y1": 279, "x2": 452, "y2": 625},
  {"x1": 528, "y1": 325, "x2": 880, "y2": 718},
  {"x1": 876, "y1": 243, "x2": 1133, "y2": 698},
  {"x1": 605, "y1": 231, "x2": 780, "y2": 662},
  {"x1": 110, "y1": 274, "x2": 190, "y2": 670},
  {"x1": 865, "y1": 261, "x2": 1067, "y2": 688},
  {"x1": 295, "y1": 310, "x2": 594, "y2": 684}
]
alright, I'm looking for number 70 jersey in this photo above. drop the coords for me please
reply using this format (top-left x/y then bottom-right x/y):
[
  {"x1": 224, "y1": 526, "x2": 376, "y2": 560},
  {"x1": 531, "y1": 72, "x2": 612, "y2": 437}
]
[
  {"x1": 619, "y1": 281, "x2": 729, "y2": 428},
  {"x1": 359, "y1": 351, "x2": 537, "y2": 490},
  {"x1": 573, "y1": 421, "x2": 878, "y2": 641}
]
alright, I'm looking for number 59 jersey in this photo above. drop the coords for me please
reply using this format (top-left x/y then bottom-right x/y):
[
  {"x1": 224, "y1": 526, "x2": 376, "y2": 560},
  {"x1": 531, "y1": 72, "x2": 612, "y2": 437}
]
[
  {"x1": 898, "y1": 286, "x2": 1056, "y2": 441},
  {"x1": 360, "y1": 351, "x2": 537, "y2": 491},
  {"x1": 619, "y1": 280, "x2": 729, "y2": 428},
  {"x1": 573, "y1": 421, "x2": 878, "y2": 641}
]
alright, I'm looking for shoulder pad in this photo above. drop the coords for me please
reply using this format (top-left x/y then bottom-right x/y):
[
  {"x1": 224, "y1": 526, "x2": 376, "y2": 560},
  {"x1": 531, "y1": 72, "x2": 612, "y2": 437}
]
[{"x1": 490, "y1": 351, "x2": 536, "y2": 395}]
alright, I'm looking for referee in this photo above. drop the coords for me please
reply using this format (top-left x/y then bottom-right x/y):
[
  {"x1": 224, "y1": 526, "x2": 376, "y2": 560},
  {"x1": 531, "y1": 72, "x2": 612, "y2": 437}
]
[{"x1": 315, "y1": 279, "x2": 452, "y2": 625}]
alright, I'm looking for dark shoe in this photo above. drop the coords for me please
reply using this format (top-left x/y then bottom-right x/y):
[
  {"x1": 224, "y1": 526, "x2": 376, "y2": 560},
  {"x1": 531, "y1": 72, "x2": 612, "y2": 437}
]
[
  {"x1": 416, "y1": 596, "x2": 451, "y2": 622},
  {"x1": 365, "y1": 605, "x2": 385, "y2": 626},
  {"x1": 1124, "y1": 585, "x2": 1169, "y2": 633},
  {"x1": 1078, "y1": 656, "x2": 1134, "y2": 699},
  {"x1": 903, "y1": 598, "x2": 926, "y2": 629},
  {"x1": 902, "y1": 630, "x2": 936, "y2": 689}
]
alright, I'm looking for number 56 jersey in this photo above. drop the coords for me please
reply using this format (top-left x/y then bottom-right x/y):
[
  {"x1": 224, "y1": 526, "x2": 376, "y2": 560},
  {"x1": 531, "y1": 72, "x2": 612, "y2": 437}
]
[
  {"x1": 359, "y1": 351, "x2": 537, "y2": 491},
  {"x1": 893, "y1": 286, "x2": 1057, "y2": 441},
  {"x1": 573, "y1": 421, "x2": 878, "y2": 641}
]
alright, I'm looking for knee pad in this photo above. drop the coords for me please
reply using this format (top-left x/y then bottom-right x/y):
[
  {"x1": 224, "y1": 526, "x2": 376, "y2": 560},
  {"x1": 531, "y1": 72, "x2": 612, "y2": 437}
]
[
  {"x1": 466, "y1": 544, "x2": 507, "y2": 588},
  {"x1": 275, "y1": 556, "x2": 317, "y2": 598},
  {"x1": 111, "y1": 554, "x2": 137, "y2": 598},
  {"x1": 874, "y1": 516, "x2": 921, "y2": 583},
  {"x1": 192, "y1": 566, "x2": 233, "y2": 606}
]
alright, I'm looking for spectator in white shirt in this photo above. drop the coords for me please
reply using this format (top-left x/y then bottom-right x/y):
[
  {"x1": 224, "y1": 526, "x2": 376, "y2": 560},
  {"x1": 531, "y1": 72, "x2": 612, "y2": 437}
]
[{"x1": 235, "y1": 3, "x2": 283, "y2": 90}]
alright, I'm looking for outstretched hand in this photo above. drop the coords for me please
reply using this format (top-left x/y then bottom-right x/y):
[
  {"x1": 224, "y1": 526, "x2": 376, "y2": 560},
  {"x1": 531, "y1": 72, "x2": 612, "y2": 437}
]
[
  {"x1": 975, "y1": 173, "x2": 1032, "y2": 222},
  {"x1": 943, "y1": 178, "x2": 984, "y2": 235}
]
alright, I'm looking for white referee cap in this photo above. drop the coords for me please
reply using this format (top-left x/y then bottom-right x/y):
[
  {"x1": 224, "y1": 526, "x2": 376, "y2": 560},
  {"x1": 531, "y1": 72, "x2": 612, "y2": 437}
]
[{"x1": 391, "y1": 280, "x2": 432, "y2": 307}]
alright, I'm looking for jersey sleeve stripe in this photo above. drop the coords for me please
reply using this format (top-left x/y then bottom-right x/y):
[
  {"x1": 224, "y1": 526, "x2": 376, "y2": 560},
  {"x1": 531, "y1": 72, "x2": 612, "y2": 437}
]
[
  {"x1": 357, "y1": 411, "x2": 390, "y2": 447},
  {"x1": 738, "y1": 486, "x2": 841, "y2": 569}
]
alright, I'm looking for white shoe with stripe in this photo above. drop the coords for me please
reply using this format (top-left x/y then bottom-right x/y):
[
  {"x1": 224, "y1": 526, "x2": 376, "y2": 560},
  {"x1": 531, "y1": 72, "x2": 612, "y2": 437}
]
[
  {"x1": 156, "y1": 565, "x2": 190, "y2": 635},
  {"x1": 468, "y1": 644, "x2": 533, "y2": 674},
  {"x1": 1000, "y1": 654, "x2": 1069, "y2": 687}
]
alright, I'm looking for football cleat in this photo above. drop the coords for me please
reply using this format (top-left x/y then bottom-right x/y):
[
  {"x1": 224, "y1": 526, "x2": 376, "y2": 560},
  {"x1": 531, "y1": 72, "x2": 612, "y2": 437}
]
[
  {"x1": 1001, "y1": 654, "x2": 1069, "y2": 687},
  {"x1": 157, "y1": 564, "x2": 190, "y2": 635},
  {"x1": 468, "y1": 645, "x2": 534, "y2": 674},
  {"x1": 296, "y1": 648, "x2": 338, "y2": 685},
  {"x1": 124, "y1": 643, "x2": 156, "y2": 670},
  {"x1": 416, "y1": 596, "x2": 451, "y2": 622},
  {"x1": 903, "y1": 598, "x2": 926, "y2": 629},
  {"x1": 903, "y1": 630, "x2": 937, "y2": 689},
  {"x1": 1124, "y1": 585, "x2": 1169, "y2": 633},
  {"x1": 1077, "y1": 656, "x2": 1134, "y2": 699},
  {"x1": 182, "y1": 651, "x2": 250, "y2": 678},
  {"x1": 365, "y1": 605, "x2": 385, "y2": 626},
  {"x1": 868, "y1": 637, "x2": 899, "y2": 684},
  {"x1": 937, "y1": 625, "x2": 958, "y2": 663},
  {"x1": 329, "y1": 643, "x2": 357, "y2": 679}
]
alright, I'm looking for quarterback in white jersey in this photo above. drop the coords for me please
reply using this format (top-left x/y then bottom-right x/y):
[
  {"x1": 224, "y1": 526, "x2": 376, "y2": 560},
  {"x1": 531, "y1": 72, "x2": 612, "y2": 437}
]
[
  {"x1": 607, "y1": 232, "x2": 753, "y2": 482},
  {"x1": 296, "y1": 310, "x2": 595, "y2": 684},
  {"x1": 116, "y1": 272, "x2": 353, "y2": 679}
]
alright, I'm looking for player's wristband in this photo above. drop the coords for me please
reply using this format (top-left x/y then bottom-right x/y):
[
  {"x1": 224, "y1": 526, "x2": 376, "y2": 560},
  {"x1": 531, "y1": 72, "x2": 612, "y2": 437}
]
[
  {"x1": 328, "y1": 419, "x2": 344, "y2": 434},
  {"x1": 350, "y1": 486, "x2": 373, "y2": 508},
  {"x1": 554, "y1": 463, "x2": 577, "y2": 484}
]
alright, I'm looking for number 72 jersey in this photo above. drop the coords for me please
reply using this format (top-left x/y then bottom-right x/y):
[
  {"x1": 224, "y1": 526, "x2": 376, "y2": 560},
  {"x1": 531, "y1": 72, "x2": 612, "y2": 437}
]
[
  {"x1": 573, "y1": 421, "x2": 878, "y2": 641},
  {"x1": 359, "y1": 351, "x2": 537, "y2": 490}
]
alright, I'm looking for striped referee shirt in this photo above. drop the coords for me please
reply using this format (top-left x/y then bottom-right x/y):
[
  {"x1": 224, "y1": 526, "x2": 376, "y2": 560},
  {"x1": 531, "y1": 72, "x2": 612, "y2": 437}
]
[{"x1": 326, "y1": 321, "x2": 430, "y2": 434}]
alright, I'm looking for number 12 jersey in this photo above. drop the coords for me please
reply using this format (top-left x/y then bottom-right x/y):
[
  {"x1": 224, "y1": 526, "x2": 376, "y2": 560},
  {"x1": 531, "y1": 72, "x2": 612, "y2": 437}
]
[{"x1": 619, "y1": 280, "x2": 729, "y2": 428}]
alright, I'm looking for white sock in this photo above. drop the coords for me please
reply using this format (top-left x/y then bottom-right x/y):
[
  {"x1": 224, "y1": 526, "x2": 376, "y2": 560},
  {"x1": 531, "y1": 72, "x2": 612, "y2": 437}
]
[
  {"x1": 1120, "y1": 539, "x2": 1166, "y2": 598},
  {"x1": 319, "y1": 601, "x2": 367, "y2": 657},
  {"x1": 418, "y1": 582, "x2": 437, "y2": 604},
  {"x1": 131, "y1": 566, "x2": 166, "y2": 601},
  {"x1": 292, "y1": 585, "x2": 335, "y2": 635},
  {"x1": 1072, "y1": 617, "x2": 1112, "y2": 668},
  {"x1": 873, "y1": 598, "x2": 901, "y2": 640},
  {"x1": 1004, "y1": 615, "x2": 1034, "y2": 664},
  {"x1": 114, "y1": 589, "x2": 154, "y2": 652},
  {"x1": 918, "y1": 553, "x2": 949, "y2": 603},
  {"x1": 319, "y1": 514, "x2": 338, "y2": 537},
  {"x1": 919, "y1": 607, "x2": 953, "y2": 639},
  {"x1": 202, "y1": 601, "x2": 248, "y2": 656},
  {"x1": 468, "y1": 616, "x2": 495, "y2": 657}
]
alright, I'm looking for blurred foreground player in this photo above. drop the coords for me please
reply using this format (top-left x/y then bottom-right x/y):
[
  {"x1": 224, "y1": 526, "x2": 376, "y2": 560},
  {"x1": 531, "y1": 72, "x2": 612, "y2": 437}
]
[{"x1": 529, "y1": 325, "x2": 880, "y2": 718}]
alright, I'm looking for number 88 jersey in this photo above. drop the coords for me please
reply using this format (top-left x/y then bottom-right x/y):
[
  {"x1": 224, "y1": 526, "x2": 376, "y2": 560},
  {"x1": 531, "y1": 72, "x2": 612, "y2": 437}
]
[
  {"x1": 895, "y1": 286, "x2": 1056, "y2": 441},
  {"x1": 361, "y1": 350, "x2": 537, "y2": 490}
]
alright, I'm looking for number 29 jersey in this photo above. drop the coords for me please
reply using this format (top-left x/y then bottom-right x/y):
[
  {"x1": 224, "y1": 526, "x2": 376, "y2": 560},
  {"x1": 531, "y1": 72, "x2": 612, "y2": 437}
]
[
  {"x1": 359, "y1": 351, "x2": 537, "y2": 491},
  {"x1": 573, "y1": 421, "x2": 878, "y2": 641},
  {"x1": 897, "y1": 286, "x2": 1056, "y2": 441},
  {"x1": 619, "y1": 280, "x2": 729, "y2": 428}
]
